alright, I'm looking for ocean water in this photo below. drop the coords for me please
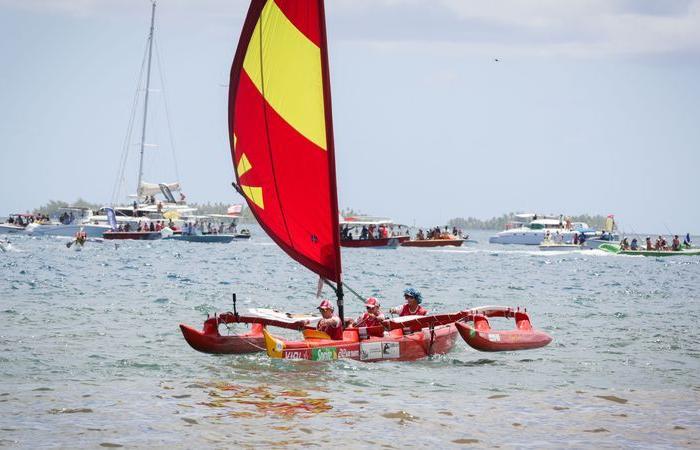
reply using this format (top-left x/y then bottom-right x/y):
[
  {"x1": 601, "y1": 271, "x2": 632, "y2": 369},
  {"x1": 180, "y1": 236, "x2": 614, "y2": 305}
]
[{"x1": 1, "y1": 230, "x2": 698, "y2": 448}]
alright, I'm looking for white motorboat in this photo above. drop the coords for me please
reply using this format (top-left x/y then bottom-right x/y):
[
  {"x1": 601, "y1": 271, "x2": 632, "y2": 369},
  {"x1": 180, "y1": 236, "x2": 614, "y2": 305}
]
[
  {"x1": 24, "y1": 207, "x2": 112, "y2": 238},
  {"x1": 489, "y1": 214, "x2": 589, "y2": 245},
  {"x1": 0, "y1": 214, "x2": 39, "y2": 234}
]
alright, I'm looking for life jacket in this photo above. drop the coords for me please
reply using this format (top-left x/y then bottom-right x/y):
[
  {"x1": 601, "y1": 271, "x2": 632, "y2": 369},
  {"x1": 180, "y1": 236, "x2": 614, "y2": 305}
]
[
  {"x1": 317, "y1": 317, "x2": 343, "y2": 340},
  {"x1": 399, "y1": 304, "x2": 428, "y2": 317}
]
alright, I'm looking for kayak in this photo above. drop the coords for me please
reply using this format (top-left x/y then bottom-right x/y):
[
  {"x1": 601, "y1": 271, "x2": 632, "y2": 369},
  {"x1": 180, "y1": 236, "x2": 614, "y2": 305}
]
[
  {"x1": 599, "y1": 243, "x2": 700, "y2": 256},
  {"x1": 263, "y1": 322, "x2": 459, "y2": 362},
  {"x1": 180, "y1": 308, "x2": 319, "y2": 354},
  {"x1": 401, "y1": 238, "x2": 464, "y2": 248},
  {"x1": 455, "y1": 310, "x2": 552, "y2": 352}
]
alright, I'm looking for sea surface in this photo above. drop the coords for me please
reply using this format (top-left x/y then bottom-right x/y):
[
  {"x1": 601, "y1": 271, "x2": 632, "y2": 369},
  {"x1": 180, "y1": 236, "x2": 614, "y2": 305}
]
[{"x1": 1, "y1": 229, "x2": 698, "y2": 449}]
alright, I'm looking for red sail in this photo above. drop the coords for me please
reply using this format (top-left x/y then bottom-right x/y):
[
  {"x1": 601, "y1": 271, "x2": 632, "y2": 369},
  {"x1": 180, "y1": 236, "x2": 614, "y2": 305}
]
[{"x1": 228, "y1": 0, "x2": 341, "y2": 283}]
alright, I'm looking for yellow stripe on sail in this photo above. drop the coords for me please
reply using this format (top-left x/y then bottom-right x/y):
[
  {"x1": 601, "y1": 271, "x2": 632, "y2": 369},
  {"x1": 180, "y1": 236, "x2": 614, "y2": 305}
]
[
  {"x1": 237, "y1": 153, "x2": 252, "y2": 177},
  {"x1": 242, "y1": 185, "x2": 264, "y2": 210},
  {"x1": 242, "y1": 0, "x2": 327, "y2": 150}
]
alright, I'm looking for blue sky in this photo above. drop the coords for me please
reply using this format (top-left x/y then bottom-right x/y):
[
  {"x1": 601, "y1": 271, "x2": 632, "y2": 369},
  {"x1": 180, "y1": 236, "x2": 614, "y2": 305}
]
[{"x1": 1, "y1": 0, "x2": 698, "y2": 233}]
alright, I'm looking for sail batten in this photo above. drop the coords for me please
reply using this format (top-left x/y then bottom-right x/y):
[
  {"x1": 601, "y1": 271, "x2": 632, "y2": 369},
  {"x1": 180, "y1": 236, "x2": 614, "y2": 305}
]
[{"x1": 229, "y1": 0, "x2": 341, "y2": 283}]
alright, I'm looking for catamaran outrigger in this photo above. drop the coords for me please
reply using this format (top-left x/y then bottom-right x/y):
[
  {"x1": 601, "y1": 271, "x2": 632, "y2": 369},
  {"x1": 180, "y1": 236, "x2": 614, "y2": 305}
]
[{"x1": 180, "y1": 0, "x2": 551, "y2": 361}]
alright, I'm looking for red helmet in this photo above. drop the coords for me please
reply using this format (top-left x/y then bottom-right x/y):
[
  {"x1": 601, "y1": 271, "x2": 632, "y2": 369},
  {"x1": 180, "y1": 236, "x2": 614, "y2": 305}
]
[
  {"x1": 318, "y1": 299, "x2": 334, "y2": 311},
  {"x1": 365, "y1": 297, "x2": 380, "y2": 308}
]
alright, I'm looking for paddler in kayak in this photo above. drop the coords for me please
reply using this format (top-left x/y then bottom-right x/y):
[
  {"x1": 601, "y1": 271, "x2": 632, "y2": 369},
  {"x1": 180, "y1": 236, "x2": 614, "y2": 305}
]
[
  {"x1": 75, "y1": 227, "x2": 87, "y2": 245},
  {"x1": 389, "y1": 288, "x2": 428, "y2": 317},
  {"x1": 348, "y1": 297, "x2": 385, "y2": 328},
  {"x1": 310, "y1": 299, "x2": 343, "y2": 340}
]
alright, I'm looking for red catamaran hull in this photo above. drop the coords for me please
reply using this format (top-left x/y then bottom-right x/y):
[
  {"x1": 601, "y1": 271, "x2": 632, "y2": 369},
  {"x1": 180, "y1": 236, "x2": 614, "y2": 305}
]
[
  {"x1": 179, "y1": 323, "x2": 265, "y2": 354},
  {"x1": 264, "y1": 324, "x2": 458, "y2": 362},
  {"x1": 455, "y1": 312, "x2": 552, "y2": 352}
]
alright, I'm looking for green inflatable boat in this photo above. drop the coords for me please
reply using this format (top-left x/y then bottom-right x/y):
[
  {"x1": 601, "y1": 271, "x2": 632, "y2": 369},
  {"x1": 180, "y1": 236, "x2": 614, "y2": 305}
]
[{"x1": 599, "y1": 243, "x2": 700, "y2": 257}]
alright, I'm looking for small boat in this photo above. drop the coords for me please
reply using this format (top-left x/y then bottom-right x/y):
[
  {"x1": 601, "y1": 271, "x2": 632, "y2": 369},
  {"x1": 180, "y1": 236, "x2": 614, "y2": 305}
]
[
  {"x1": 489, "y1": 214, "x2": 589, "y2": 245},
  {"x1": 455, "y1": 309, "x2": 552, "y2": 352},
  {"x1": 340, "y1": 217, "x2": 410, "y2": 248},
  {"x1": 234, "y1": 229, "x2": 252, "y2": 239},
  {"x1": 402, "y1": 237, "x2": 464, "y2": 248},
  {"x1": 103, "y1": 231, "x2": 162, "y2": 240},
  {"x1": 340, "y1": 237, "x2": 404, "y2": 248},
  {"x1": 165, "y1": 234, "x2": 235, "y2": 243},
  {"x1": 599, "y1": 243, "x2": 700, "y2": 257},
  {"x1": 192, "y1": 0, "x2": 550, "y2": 363},
  {"x1": 0, "y1": 214, "x2": 40, "y2": 234},
  {"x1": 180, "y1": 308, "x2": 319, "y2": 354}
]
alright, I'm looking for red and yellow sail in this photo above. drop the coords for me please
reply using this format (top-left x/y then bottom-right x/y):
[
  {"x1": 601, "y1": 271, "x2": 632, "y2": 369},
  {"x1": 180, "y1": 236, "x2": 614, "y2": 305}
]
[{"x1": 228, "y1": 0, "x2": 341, "y2": 282}]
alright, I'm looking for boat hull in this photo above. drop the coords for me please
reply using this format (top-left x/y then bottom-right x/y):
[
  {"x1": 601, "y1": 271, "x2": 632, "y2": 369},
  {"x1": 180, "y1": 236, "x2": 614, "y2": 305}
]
[
  {"x1": 539, "y1": 243, "x2": 581, "y2": 251},
  {"x1": 26, "y1": 223, "x2": 111, "y2": 238},
  {"x1": 166, "y1": 234, "x2": 235, "y2": 243},
  {"x1": 402, "y1": 239, "x2": 464, "y2": 247},
  {"x1": 179, "y1": 323, "x2": 265, "y2": 354},
  {"x1": 600, "y1": 243, "x2": 700, "y2": 256},
  {"x1": 489, "y1": 230, "x2": 578, "y2": 245},
  {"x1": 263, "y1": 324, "x2": 458, "y2": 362},
  {"x1": 0, "y1": 224, "x2": 25, "y2": 234},
  {"x1": 340, "y1": 235, "x2": 409, "y2": 248},
  {"x1": 103, "y1": 231, "x2": 162, "y2": 240},
  {"x1": 455, "y1": 316, "x2": 552, "y2": 352},
  {"x1": 582, "y1": 238, "x2": 619, "y2": 249}
]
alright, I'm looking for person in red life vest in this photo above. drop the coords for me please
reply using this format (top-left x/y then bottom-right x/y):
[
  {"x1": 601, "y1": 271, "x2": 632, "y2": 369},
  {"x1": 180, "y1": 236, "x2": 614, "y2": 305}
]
[
  {"x1": 349, "y1": 297, "x2": 385, "y2": 328},
  {"x1": 313, "y1": 299, "x2": 343, "y2": 340},
  {"x1": 389, "y1": 288, "x2": 428, "y2": 316}
]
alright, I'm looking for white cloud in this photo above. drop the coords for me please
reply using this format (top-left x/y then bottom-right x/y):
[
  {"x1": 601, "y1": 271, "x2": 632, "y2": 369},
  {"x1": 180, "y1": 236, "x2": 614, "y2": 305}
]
[{"x1": 3, "y1": 0, "x2": 699, "y2": 58}]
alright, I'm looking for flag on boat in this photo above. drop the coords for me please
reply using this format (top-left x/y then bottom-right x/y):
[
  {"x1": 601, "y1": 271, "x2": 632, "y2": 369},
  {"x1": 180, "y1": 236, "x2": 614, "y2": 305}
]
[
  {"x1": 604, "y1": 215, "x2": 615, "y2": 233},
  {"x1": 228, "y1": 0, "x2": 341, "y2": 283},
  {"x1": 227, "y1": 204, "x2": 243, "y2": 216},
  {"x1": 105, "y1": 208, "x2": 117, "y2": 230}
]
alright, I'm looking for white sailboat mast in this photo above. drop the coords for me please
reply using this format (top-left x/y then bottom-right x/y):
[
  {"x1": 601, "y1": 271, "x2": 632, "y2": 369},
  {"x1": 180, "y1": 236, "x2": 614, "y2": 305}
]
[{"x1": 136, "y1": 1, "x2": 156, "y2": 199}]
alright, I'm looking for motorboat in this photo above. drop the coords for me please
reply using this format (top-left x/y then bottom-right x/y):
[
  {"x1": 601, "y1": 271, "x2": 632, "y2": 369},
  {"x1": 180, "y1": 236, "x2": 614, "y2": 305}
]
[
  {"x1": 0, "y1": 214, "x2": 42, "y2": 234},
  {"x1": 24, "y1": 207, "x2": 111, "y2": 238},
  {"x1": 340, "y1": 216, "x2": 409, "y2": 248},
  {"x1": 489, "y1": 214, "x2": 589, "y2": 245}
]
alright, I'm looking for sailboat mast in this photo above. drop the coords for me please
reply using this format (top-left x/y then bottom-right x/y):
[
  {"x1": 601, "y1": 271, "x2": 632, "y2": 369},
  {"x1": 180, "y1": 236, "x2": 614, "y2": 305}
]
[
  {"x1": 136, "y1": 0, "x2": 156, "y2": 200},
  {"x1": 318, "y1": 0, "x2": 344, "y2": 322}
]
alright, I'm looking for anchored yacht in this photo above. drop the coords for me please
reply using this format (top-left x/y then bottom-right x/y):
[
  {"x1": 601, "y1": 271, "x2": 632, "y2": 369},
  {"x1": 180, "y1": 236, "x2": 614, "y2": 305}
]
[{"x1": 489, "y1": 214, "x2": 590, "y2": 245}]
